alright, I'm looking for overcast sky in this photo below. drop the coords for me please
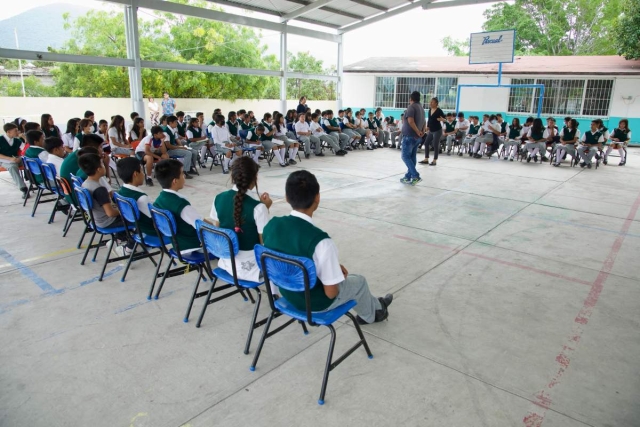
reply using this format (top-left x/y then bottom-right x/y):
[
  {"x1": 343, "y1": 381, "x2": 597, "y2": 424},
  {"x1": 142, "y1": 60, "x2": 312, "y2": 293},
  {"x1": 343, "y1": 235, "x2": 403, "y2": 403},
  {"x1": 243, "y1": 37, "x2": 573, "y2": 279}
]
[{"x1": 1, "y1": 0, "x2": 492, "y2": 68}]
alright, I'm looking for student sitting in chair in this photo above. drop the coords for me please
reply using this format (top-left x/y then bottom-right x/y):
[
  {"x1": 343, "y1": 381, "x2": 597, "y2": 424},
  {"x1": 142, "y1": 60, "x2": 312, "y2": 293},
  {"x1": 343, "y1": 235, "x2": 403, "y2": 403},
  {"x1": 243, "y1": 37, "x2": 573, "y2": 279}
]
[
  {"x1": 153, "y1": 159, "x2": 212, "y2": 252},
  {"x1": 502, "y1": 118, "x2": 522, "y2": 162},
  {"x1": 78, "y1": 153, "x2": 134, "y2": 255},
  {"x1": 273, "y1": 113, "x2": 299, "y2": 165},
  {"x1": 542, "y1": 117, "x2": 559, "y2": 162},
  {"x1": 163, "y1": 115, "x2": 198, "y2": 178},
  {"x1": 175, "y1": 111, "x2": 187, "y2": 138},
  {"x1": 117, "y1": 157, "x2": 157, "y2": 236},
  {"x1": 310, "y1": 113, "x2": 344, "y2": 156},
  {"x1": 211, "y1": 114, "x2": 242, "y2": 174},
  {"x1": 62, "y1": 118, "x2": 79, "y2": 153},
  {"x1": 461, "y1": 116, "x2": 480, "y2": 156},
  {"x1": 472, "y1": 115, "x2": 499, "y2": 158},
  {"x1": 186, "y1": 117, "x2": 211, "y2": 166},
  {"x1": 24, "y1": 130, "x2": 49, "y2": 162},
  {"x1": 260, "y1": 113, "x2": 288, "y2": 168},
  {"x1": 553, "y1": 119, "x2": 580, "y2": 167},
  {"x1": 136, "y1": 125, "x2": 169, "y2": 186},
  {"x1": 263, "y1": 170, "x2": 393, "y2": 325},
  {"x1": 129, "y1": 117, "x2": 147, "y2": 143},
  {"x1": 604, "y1": 119, "x2": 631, "y2": 166},
  {"x1": 324, "y1": 110, "x2": 350, "y2": 150},
  {"x1": 577, "y1": 120, "x2": 604, "y2": 169},
  {"x1": 45, "y1": 136, "x2": 67, "y2": 175},
  {"x1": 0, "y1": 123, "x2": 29, "y2": 199},
  {"x1": 526, "y1": 118, "x2": 546, "y2": 163},
  {"x1": 225, "y1": 111, "x2": 242, "y2": 145},
  {"x1": 244, "y1": 125, "x2": 266, "y2": 165},
  {"x1": 108, "y1": 115, "x2": 133, "y2": 156},
  {"x1": 209, "y1": 156, "x2": 273, "y2": 285}
]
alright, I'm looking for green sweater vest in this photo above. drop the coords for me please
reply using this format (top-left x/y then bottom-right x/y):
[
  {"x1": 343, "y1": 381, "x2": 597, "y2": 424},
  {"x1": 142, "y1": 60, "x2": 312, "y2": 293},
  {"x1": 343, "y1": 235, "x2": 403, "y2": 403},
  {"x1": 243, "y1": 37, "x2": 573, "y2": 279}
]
[
  {"x1": 444, "y1": 121, "x2": 456, "y2": 133},
  {"x1": 500, "y1": 122, "x2": 507, "y2": 133},
  {"x1": 468, "y1": 124, "x2": 480, "y2": 135},
  {"x1": 530, "y1": 130, "x2": 544, "y2": 140},
  {"x1": 153, "y1": 191, "x2": 201, "y2": 250},
  {"x1": 0, "y1": 135, "x2": 21, "y2": 157},
  {"x1": 176, "y1": 121, "x2": 187, "y2": 137},
  {"x1": 118, "y1": 186, "x2": 157, "y2": 236},
  {"x1": 162, "y1": 126, "x2": 177, "y2": 146},
  {"x1": 561, "y1": 128, "x2": 577, "y2": 142},
  {"x1": 263, "y1": 216, "x2": 333, "y2": 311},
  {"x1": 44, "y1": 127, "x2": 60, "y2": 138},
  {"x1": 214, "y1": 190, "x2": 261, "y2": 251},
  {"x1": 508, "y1": 127, "x2": 522, "y2": 139},
  {"x1": 187, "y1": 126, "x2": 202, "y2": 139},
  {"x1": 584, "y1": 131, "x2": 602, "y2": 145},
  {"x1": 240, "y1": 122, "x2": 253, "y2": 131},
  {"x1": 227, "y1": 120, "x2": 238, "y2": 136},
  {"x1": 612, "y1": 128, "x2": 629, "y2": 142}
]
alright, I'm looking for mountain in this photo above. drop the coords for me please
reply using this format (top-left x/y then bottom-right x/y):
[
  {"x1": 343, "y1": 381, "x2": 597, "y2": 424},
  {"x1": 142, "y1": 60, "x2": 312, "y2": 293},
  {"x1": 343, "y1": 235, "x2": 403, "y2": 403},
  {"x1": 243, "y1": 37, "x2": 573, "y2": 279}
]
[{"x1": 0, "y1": 3, "x2": 90, "y2": 52}]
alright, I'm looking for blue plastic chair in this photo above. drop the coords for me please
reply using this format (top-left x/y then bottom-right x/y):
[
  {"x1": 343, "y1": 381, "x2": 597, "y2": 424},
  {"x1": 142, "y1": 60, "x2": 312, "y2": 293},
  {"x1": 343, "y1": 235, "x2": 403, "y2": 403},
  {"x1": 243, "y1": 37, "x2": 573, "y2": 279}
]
[
  {"x1": 113, "y1": 193, "x2": 168, "y2": 284},
  {"x1": 148, "y1": 205, "x2": 215, "y2": 322},
  {"x1": 251, "y1": 245, "x2": 373, "y2": 405},
  {"x1": 41, "y1": 163, "x2": 68, "y2": 225},
  {"x1": 23, "y1": 157, "x2": 56, "y2": 218},
  {"x1": 73, "y1": 185, "x2": 134, "y2": 281},
  {"x1": 58, "y1": 176, "x2": 86, "y2": 241},
  {"x1": 195, "y1": 221, "x2": 274, "y2": 353},
  {"x1": 67, "y1": 174, "x2": 93, "y2": 248}
]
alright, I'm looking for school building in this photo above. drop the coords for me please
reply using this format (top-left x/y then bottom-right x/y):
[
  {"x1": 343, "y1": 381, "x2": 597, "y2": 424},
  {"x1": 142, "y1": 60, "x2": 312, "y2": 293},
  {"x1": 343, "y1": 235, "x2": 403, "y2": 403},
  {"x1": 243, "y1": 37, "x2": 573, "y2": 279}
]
[{"x1": 343, "y1": 55, "x2": 640, "y2": 144}]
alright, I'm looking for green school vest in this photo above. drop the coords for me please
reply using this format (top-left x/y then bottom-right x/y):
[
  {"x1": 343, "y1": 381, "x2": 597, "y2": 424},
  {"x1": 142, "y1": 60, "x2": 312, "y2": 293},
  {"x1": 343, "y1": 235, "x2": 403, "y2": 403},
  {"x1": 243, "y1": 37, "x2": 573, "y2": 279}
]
[
  {"x1": 214, "y1": 190, "x2": 261, "y2": 251},
  {"x1": 468, "y1": 124, "x2": 480, "y2": 135},
  {"x1": 263, "y1": 215, "x2": 333, "y2": 312},
  {"x1": 500, "y1": 122, "x2": 507, "y2": 133},
  {"x1": 561, "y1": 128, "x2": 577, "y2": 142},
  {"x1": 329, "y1": 118, "x2": 340, "y2": 129},
  {"x1": 44, "y1": 127, "x2": 60, "y2": 138},
  {"x1": 530, "y1": 130, "x2": 544, "y2": 140},
  {"x1": 75, "y1": 132, "x2": 84, "y2": 147},
  {"x1": 118, "y1": 186, "x2": 157, "y2": 236},
  {"x1": 246, "y1": 131, "x2": 260, "y2": 143},
  {"x1": 176, "y1": 121, "x2": 187, "y2": 137},
  {"x1": 240, "y1": 122, "x2": 253, "y2": 131},
  {"x1": 261, "y1": 121, "x2": 273, "y2": 133},
  {"x1": 226, "y1": 120, "x2": 238, "y2": 136},
  {"x1": 187, "y1": 126, "x2": 202, "y2": 139},
  {"x1": 584, "y1": 131, "x2": 602, "y2": 145},
  {"x1": 374, "y1": 117, "x2": 383, "y2": 128},
  {"x1": 153, "y1": 191, "x2": 201, "y2": 250},
  {"x1": 445, "y1": 121, "x2": 456, "y2": 133},
  {"x1": 508, "y1": 126, "x2": 522, "y2": 139},
  {"x1": 612, "y1": 128, "x2": 629, "y2": 142},
  {"x1": 0, "y1": 135, "x2": 21, "y2": 157},
  {"x1": 366, "y1": 118, "x2": 376, "y2": 129},
  {"x1": 162, "y1": 126, "x2": 177, "y2": 146}
]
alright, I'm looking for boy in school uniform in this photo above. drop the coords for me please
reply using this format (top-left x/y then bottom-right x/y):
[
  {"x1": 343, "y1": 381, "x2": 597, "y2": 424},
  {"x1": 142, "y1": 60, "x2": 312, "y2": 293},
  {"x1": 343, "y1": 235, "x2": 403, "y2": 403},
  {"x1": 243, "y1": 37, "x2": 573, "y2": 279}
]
[
  {"x1": 153, "y1": 159, "x2": 212, "y2": 252},
  {"x1": 185, "y1": 117, "x2": 210, "y2": 166},
  {"x1": 84, "y1": 111, "x2": 98, "y2": 134},
  {"x1": 542, "y1": 117, "x2": 559, "y2": 162},
  {"x1": 116, "y1": 157, "x2": 157, "y2": 236},
  {"x1": 354, "y1": 111, "x2": 377, "y2": 149},
  {"x1": 389, "y1": 114, "x2": 403, "y2": 149},
  {"x1": 162, "y1": 115, "x2": 198, "y2": 178},
  {"x1": 447, "y1": 112, "x2": 469, "y2": 155},
  {"x1": 211, "y1": 114, "x2": 243, "y2": 173},
  {"x1": 263, "y1": 170, "x2": 393, "y2": 325},
  {"x1": 24, "y1": 130, "x2": 49, "y2": 162},
  {"x1": 45, "y1": 137, "x2": 67, "y2": 175},
  {"x1": 126, "y1": 112, "x2": 139, "y2": 140},
  {"x1": 339, "y1": 109, "x2": 361, "y2": 148},
  {"x1": 175, "y1": 111, "x2": 187, "y2": 138},
  {"x1": 441, "y1": 114, "x2": 456, "y2": 155},
  {"x1": 295, "y1": 113, "x2": 316, "y2": 159},
  {"x1": 577, "y1": 120, "x2": 604, "y2": 169},
  {"x1": 324, "y1": 110, "x2": 350, "y2": 150},
  {"x1": 240, "y1": 114, "x2": 254, "y2": 131},
  {"x1": 460, "y1": 116, "x2": 480, "y2": 156},
  {"x1": 366, "y1": 112, "x2": 381, "y2": 148},
  {"x1": 136, "y1": 125, "x2": 169, "y2": 186},
  {"x1": 79, "y1": 153, "x2": 134, "y2": 255},
  {"x1": 225, "y1": 111, "x2": 242, "y2": 145},
  {"x1": 260, "y1": 113, "x2": 288, "y2": 167},
  {"x1": 244, "y1": 125, "x2": 266, "y2": 164},
  {"x1": 0, "y1": 123, "x2": 29, "y2": 198},
  {"x1": 309, "y1": 113, "x2": 345, "y2": 156},
  {"x1": 374, "y1": 108, "x2": 390, "y2": 147}
]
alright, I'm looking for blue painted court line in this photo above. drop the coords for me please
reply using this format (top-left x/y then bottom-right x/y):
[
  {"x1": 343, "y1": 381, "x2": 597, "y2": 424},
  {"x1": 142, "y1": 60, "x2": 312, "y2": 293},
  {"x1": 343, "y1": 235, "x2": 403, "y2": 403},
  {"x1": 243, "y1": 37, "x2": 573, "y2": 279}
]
[
  {"x1": 79, "y1": 266, "x2": 123, "y2": 287},
  {"x1": 0, "y1": 247, "x2": 58, "y2": 294}
]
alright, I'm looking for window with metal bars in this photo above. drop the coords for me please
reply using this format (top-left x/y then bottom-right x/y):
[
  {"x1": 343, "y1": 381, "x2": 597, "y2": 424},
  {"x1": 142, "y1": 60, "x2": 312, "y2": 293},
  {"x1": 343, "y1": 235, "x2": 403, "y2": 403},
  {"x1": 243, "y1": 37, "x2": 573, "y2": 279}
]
[
  {"x1": 582, "y1": 80, "x2": 614, "y2": 116},
  {"x1": 394, "y1": 77, "x2": 436, "y2": 109},
  {"x1": 508, "y1": 78, "x2": 535, "y2": 113},
  {"x1": 435, "y1": 77, "x2": 458, "y2": 110},
  {"x1": 375, "y1": 77, "x2": 396, "y2": 108}
]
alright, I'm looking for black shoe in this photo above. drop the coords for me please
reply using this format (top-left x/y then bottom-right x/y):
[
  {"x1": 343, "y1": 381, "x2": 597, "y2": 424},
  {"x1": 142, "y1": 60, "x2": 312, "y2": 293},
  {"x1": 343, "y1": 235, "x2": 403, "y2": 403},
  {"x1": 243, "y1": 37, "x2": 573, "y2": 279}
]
[
  {"x1": 145, "y1": 177, "x2": 154, "y2": 186},
  {"x1": 390, "y1": 144, "x2": 396, "y2": 149},
  {"x1": 366, "y1": 147, "x2": 374, "y2": 151},
  {"x1": 335, "y1": 150, "x2": 345, "y2": 156},
  {"x1": 487, "y1": 150, "x2": 497, "y2": 157},
  {"x1": 474, "y1": 154, "x2": 481, "y2": 159},
  {"x1": 345, "y1": 146, "x2": 353, "y2": 151},
  {"x1": 587, "y1": 163, "x2": 592, "y2": 169},
  {"x1": 446, "y1": 150, "x2": 451, "y2": 156},
  {"x1": 534, "y1": 155, "x2": 538, "y2": 163},
  {"x1": 541, "y1": 156, "x2": 549, "y2": 162},
  {"x1": 510, "y1": 158, "x2": 514, "y2": 162},
  {"x1": 280, "y1": 163, "x2": 288, "y2": 167},
  {"x1": 316, "y1": 152, "x2": 325, "y2": 157},
  {"x1": 379, "y1": 293, "x2": 393, "y2": 310},
  {"x1": 289, "y1": 159, "x2": 297, "y2": 165},
  {"x1": 20, "y1": 187, "x2": 29, "y2": 200},
  {"x1": 468, "y1": 152, "x2": 473, "y2": 157},
  {"x1": 619, "y1": 161, "x2": 626, "y2": 166},
  {"x1": 527, "y1": 156, "x2": 532, "y2": 163},
  {"x1": 184, "y1": 172, "x2": 193, "y2": 179},
  {"x1": 305, "y1": 153, "x2": 310, "y2": 159},
  {"x1": 458, "y1": 152, "x2": 463, "y2": 157},
  {"x1": 580, "y1": 162, "x2": 586, "y2": 168},
  {"x1": 189, "y1": 167, "x2": 199, "y2": 174},
  {"x1": 603, "y1": 159, "x2": 608, "y2": 165}
]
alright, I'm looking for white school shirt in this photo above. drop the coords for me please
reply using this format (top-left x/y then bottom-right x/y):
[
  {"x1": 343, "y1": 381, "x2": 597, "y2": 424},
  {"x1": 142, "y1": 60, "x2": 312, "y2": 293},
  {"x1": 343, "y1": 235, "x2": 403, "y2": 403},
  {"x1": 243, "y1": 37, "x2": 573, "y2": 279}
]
[
  {"x1": 322, "y1": 118, "x2": 334, "y2": 130},
  {"x1": 289, "y1": 211, "x2": 345, "y2": 287},
  {"x1": 274, "y1": 125, "x2": 287, "y2": 137},
  {"x1": 130, "y1": 129, "x2": 146, "y2": 141},
  {"x1": 61, "y1": 132, "x2": 75, "y2": 150},
  {"x1": 136, "y1": 135, "x2": 164, "y2": 154},
  {"x1": 543, "y1": 126, "x2": 558, "y2": 139},
  {"x1": 209, "y1": 185, "x2": 270, "y2": 282},
  {"x1": 520, "y1": 125, "x2": 531, "y2": 138},
  {"x1": 46, "y1": 153, "x2": 65, "y2": 175},
  {"x1": 295, "y1": 121, "x2": 311, "y2": 136},
  {"x1": 600, "y1": 128, "x2": 611, "y2": 140},
  {"x1": 455, "y1": 119, "x2": 470, "y2": 131},
  {"x1": 126, "y1": 122, "x2": 134, "y2": 139},
  {"x1": 108, "y1": 127, "x2": 126, "y2": 149},
  {"x1": 354, "y1": 117, "x2": 365, "y2": 129},
  {"x1": 186, "y1": 126, "x2": 206, "y2": 140},
  {"x1": 122, "y1": 184, "x2": 152, "y2": 219},
  {"x1": 310, "y1": 121, "x2": 326, "y2": 136},
  {"x1": 211, "y1": 125, "x2": 231, "y2": 145}
]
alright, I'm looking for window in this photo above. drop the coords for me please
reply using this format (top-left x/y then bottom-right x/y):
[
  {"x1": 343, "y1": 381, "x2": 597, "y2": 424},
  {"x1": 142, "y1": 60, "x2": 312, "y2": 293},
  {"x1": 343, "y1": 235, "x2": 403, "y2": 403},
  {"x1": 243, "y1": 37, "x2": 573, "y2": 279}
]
[
  {"x1": 582, "y1": 80, "x2": 613, "y2": 116},
  {"x1": 508, "y1": 78, "x2": 614, "y2": 117},
  {"x1": 508, "y1": 78, "x2": 535, "y2": 113},
  {"x1": 395, "y1": 77, "x2": 435, "y2": 109},
  {"x1": 375, "y1": 77, "x2": 396, "y2": 108},
  {"x1": 435, "y1": 77, "x2": 458, "y2": 110}
]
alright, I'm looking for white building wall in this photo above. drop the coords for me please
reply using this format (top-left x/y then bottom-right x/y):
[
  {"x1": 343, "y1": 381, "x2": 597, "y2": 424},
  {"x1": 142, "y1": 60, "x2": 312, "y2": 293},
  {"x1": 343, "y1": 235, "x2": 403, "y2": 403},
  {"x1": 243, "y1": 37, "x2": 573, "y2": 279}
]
[
  {"x1": 343, "y1": 74, "x2": 374, "y2": 107},
  {"x1": 457, "y1": 75, "x2": 510, "y2": 113},
  {"x1": 609, "y1": 77, "x2": 640, "y2": 119}
]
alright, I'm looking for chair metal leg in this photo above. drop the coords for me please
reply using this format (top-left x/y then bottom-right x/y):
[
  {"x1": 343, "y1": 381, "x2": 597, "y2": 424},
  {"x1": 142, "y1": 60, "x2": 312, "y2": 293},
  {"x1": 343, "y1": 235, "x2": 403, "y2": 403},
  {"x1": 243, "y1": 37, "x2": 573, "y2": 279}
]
[
  {"x1": 120, "y1": 242, "x2": 138, "y2": 282},
  {"x1": 250, "y1": 311, "x2": 274, "y2": 371},
  {"x1": 243, "y1": 289, "x2": 262, "y2": 355},
  {"x1": 318, "y1": 325, "x2": 337, "y2": 405},
  {"x1": 346, "y1": 312, "x2": 373, "y2": 358},
  {"x1": 99, "y1": 236, "x2": 116, "y2": 281},
  {"x1": 92, "y1": 234, "x2": 105, "y2": 262},
  {"x1": 48, "y1": 197, "x2": 60, "y2": 224},
  {"x1": 299, "y1": 321, "x2": 309, "y2": 335},
  {"x1": 153, "y1": 254, "x2": 172, "y2": 300},
  {"x1": 31, "y1": 188, "x2": 43, "y2": 217},
  {"x1": 184, "y1": 265, "x2": 204, "y2": 323},
  {"x1": 195, "y1": 276, "x2": 218, "y2": 328},
  {"x1": 62, "y1": 207, "x2": 74, "y2": 236},
  {"x1": 77, "y1": 223, "x2": 89, "y2": 249},
  {"x1": 80, "y1": 231, "x2": 97, "y2": 265}
]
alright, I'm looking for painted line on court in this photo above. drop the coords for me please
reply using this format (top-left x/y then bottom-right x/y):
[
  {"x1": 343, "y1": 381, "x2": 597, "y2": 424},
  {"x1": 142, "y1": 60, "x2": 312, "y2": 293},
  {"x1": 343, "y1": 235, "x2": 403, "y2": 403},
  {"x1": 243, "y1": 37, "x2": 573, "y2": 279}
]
[
  {"x1": 0, "y1": 246, "x2": 59, "y2": 294},
  {"x1": 522, "y1": 189, "x2": 640, "y2": 427},
  {"x1": 114, "y1": 290, "x2": 176, "y2": 314},
  {"x1": 0, "y1": 246, "x2": 79, "y2": 270}
]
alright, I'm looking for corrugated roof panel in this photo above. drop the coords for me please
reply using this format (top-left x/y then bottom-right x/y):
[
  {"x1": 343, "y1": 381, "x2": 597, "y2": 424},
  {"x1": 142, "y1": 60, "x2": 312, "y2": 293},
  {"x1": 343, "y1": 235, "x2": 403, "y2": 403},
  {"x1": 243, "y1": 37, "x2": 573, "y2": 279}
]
[
  {"x1": 341, "y1": 0, "x2": 384, "y2": 17},
  {"x1": 317, "y1": 13, "x2": 359, "y2": 27}
]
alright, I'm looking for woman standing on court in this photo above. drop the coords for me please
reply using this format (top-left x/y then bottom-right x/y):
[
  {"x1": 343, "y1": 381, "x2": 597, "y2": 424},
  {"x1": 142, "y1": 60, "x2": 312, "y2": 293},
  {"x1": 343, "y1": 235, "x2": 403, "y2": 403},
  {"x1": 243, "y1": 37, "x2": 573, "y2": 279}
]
[
  {"x1": 420, "y1": 97, "x2": 446, "y2": 166},
  {"x1": 296, "y1": 96, "x2": 308, "y2": 115}
]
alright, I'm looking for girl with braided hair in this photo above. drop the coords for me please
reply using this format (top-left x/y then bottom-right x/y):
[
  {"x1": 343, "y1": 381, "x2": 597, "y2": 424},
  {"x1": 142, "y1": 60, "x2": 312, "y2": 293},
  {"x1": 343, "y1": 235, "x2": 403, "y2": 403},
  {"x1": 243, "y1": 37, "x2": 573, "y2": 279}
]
[{"x1": 209, "y1": 156, "x2": 272, "y2": 283}]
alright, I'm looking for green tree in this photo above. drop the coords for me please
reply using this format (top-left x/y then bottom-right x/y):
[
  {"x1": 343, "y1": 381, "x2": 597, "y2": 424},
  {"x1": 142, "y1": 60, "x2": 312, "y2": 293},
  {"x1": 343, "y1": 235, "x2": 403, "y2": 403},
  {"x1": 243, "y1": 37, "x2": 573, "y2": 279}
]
[
  {"x1": 441, "y1": 36, "x2": 469, "y2": 56},
  {"x1": 286, "y1": 51, "x2": 336, "y2": 101},
  {"x1": 0, "y1": 76, "x2": 58, "y2": 97},
  {"x1": 481, "y1": 0, "x2": 621, "y2": 55},
  {"x1": 614, "y1": 0, "x2": 640, "y2": 59}
]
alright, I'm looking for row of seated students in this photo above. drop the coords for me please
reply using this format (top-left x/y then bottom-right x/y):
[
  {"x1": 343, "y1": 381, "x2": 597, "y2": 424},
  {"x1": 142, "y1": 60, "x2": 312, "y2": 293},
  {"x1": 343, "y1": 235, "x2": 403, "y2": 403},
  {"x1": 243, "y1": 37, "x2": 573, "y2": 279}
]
[
  {"x1": 73, "y1": 147, "x2": 399, "y2": 323},
  {"x1": 422, "y1": 112, "x2": 631, "y2": 169}
]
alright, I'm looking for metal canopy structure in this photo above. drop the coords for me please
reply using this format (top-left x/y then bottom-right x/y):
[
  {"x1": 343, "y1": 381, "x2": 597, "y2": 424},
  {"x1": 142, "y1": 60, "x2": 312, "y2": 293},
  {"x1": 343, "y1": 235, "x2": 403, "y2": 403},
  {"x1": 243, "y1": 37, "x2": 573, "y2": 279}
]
[{"x1": 0, "y1": 0, "x2": 487, "y2": 115}]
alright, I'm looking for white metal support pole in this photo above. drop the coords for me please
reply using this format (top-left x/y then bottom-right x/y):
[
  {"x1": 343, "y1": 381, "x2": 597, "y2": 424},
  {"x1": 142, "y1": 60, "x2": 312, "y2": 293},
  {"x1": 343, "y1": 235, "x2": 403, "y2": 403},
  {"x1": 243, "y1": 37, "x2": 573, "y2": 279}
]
[
  {"x1": 124, "y1": 2, "x2": 145, "y2": 119},
  {"x1": 280, "y1": 26, "x2": 288, "y2": 114},
  {"x1": 336, "y1": 34, "x2": 344, "y2": 110},
  {"x1": 14, "y1": 29, "x2": 26, "y2": 97}
]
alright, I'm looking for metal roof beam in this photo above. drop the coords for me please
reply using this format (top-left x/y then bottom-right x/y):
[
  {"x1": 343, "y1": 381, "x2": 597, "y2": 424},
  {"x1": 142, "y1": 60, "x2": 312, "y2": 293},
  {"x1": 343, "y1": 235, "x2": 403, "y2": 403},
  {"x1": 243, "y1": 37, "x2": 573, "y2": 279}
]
[
  {"x1": 287, "y1": 0, "x2": 366, "y2": 21},
  {"x1": 104, "y1": 0, "x2": 339, "y2": 42},
  {"x1": 423, "y1": 0, "x2": 498, "y2": 11},
  {"x1": 348, "y1": 0, "x2": 388, "y2": 11},
  {"x1": 339, "y1": 0, "x2": 432, "y2": 33},
  {"x1": 281, "y1": 0, "x2": 339, "y2": 22},
  {"x1": 0, "y1": 47, "x2": 134, "y2": 67}
]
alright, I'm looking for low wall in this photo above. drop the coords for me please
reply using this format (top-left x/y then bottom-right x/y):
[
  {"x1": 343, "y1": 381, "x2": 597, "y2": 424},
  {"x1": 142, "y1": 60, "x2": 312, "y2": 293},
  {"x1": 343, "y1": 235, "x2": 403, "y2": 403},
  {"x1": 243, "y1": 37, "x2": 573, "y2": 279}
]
[{"x1": 0, "y1": 97, "x2": 337, "y2": 127}]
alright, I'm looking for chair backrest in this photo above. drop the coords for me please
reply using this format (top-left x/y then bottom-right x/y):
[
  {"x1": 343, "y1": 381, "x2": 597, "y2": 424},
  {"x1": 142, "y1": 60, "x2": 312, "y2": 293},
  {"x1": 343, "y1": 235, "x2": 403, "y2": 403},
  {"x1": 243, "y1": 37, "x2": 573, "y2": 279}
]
[
  {"x1": 131, "y1": 140, "x2": 141, "y2": 151},
  {"x1": 238, "y1": 129, "x2": 248, "y2": 140},
  {"x1": 70, "y1": 173, "x2": 84, "y2": 188},
  {"x1": 148, "y1": 204, "x2": 182, "y2": 256},
  {"x1": 23, "y1": 156, "x2": 43, "y2": 177},
  {"x1": 254, "y1": 244, "x2": 318, "y2": 322},
  {"x1": 41, "y1": 163, "x2": 62, "y2": 194},
  {"x1": 113, "y1": 193, "x2": 139, "y2": 224},
  {"x1": 73, "y1": 185, "x2": 97, "y2": 228},
  {"x1": 196, "y1": 220, "x2": 240, "y2": 281},
  {"x1": 339, "y1": 121, "x2": 345, "y2": 130}
]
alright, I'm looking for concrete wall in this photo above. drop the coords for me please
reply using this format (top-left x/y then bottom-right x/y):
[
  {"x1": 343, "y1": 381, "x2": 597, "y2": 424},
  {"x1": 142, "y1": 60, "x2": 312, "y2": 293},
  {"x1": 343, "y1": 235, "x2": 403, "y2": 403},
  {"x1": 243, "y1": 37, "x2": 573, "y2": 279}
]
[
  {"x1": 343, "y1": 74, "x2": 375, "y2": 108},
  {"x1": 0, "y1": 98, "x2": 338, "y2": 127}
]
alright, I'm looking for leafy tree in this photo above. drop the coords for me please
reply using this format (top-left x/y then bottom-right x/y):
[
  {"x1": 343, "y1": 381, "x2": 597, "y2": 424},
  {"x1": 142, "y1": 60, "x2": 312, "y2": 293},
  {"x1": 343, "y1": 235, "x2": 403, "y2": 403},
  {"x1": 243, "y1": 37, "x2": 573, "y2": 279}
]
[
  {"x1": 481, "y1": 0, "x2": 621, "y2": 55},
  {"x1": 441, "y1": 36, "x2": 469, "y2": 56},
  {"x1": 0, "y1": 76, "x2": 58, "y2": 97},
  {"x1": 614, "y1": 0, "x2": 640, "y2": 59},
  {"x1": 286, "y1": 51, "x2": 336, "y2": 101}
]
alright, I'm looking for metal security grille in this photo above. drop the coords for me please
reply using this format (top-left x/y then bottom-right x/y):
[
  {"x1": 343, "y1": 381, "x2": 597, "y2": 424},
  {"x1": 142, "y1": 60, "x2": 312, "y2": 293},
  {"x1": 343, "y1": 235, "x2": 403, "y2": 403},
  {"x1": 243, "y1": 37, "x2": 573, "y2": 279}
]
[
  {"x1": 582, "y1": 79, "x2": 614, "y2": 116},
  {"x1": 508, "y1": 78, "x2": 614, "y2": 117},
  {"x1": 508, "y1": 78, "x2": 535, "y2": 113},
  {"x1": 375, "y1": 77, "x2": 396, "y2": 108},
  {"x1": 435, "y1": 77, "x2": 458, "y2": 110},
  {"x1": 394, "y1": 77, "x2": 435, "y2": 109}
]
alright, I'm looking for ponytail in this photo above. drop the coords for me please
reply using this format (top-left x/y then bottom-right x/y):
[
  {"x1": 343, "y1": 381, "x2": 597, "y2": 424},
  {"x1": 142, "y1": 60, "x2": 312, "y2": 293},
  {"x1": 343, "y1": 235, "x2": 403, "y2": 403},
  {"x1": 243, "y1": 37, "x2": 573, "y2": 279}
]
[{"x1": 230, "y1": 157, "x2": 260, "y2": 233}]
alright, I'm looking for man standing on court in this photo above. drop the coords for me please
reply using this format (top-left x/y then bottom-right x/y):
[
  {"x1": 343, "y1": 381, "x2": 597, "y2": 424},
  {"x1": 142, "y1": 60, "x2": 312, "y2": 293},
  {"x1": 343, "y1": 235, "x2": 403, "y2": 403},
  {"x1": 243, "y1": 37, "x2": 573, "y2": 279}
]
[
  {"x1": 400, "y1": 91, "x2": 425, "y2": 186},
  {"x1": 161, "y1": 92, "x2": 176, "y2": 116}
]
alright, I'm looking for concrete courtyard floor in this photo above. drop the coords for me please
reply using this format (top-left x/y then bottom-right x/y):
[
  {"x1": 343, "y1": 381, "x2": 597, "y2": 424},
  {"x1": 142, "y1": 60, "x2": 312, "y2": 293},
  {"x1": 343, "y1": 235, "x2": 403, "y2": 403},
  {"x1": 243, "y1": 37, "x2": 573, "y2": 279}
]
[{"x1": 1, "y1": 147, "x2": 639, "y2": 427}]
